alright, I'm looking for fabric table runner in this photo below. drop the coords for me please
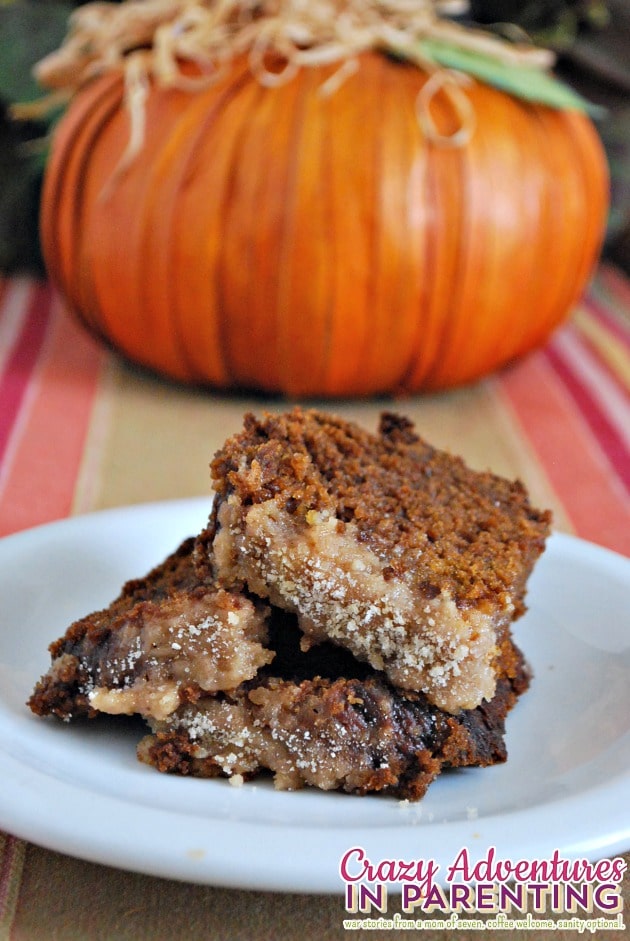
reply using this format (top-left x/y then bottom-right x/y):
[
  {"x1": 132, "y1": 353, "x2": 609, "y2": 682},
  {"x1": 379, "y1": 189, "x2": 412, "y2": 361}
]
[{"x1": 0, "y1": 264, "x2": 628, "y2": 939}]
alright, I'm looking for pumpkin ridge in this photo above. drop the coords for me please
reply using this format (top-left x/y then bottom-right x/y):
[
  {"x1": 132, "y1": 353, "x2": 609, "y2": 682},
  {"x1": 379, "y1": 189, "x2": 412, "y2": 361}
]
[
  {"x1": 233, "y1": 76, "x2": 302, "y2": 391},
  {"x1": 214, "y1": 78, "x2": 269, "y2": 389},
  {"x1": 168, "y1": 64, "x2": 255, "y2": 384},
  {"x1": 397, "y1": 67, "x2": 435, "y2": 391},
  {"x1": 165, "y1": 65, "x2": 259, "y2": 385},
  {"x1": 136, "y1": 78, "x2": 237, "y2": 381},
  {"x1": 274, "y1": 66, "x2": 326, "y2": 397},
  {"x1": 545, "y1": 109, "x2": 609, "y2": 337},
  {"x1": 252, "y1": 70, "x2": 316, "y2": 392},
  {"x1": 480, "y1": 96, "x2": 548, "y2": 371},
  {"x1": 41, "y1": 72, "x2": 121, "y2": 294},
  {"x1": 331, "y1": 57, "x2": 382, "y2": 397},
  {"x1": 305, "y1": 67, "x2": 336, "y2": 398},
  {"x1": 524, "y1": 105, "x2": 606, "y2": 354},
  {"x1": 86, "y1": 83, "x2": 213, "y2": 375},
  {"x1": 66, "y1": 81, "x2": 128, "y2": 343},
  {"x1": 355, "y1": 52, "x2": 388, "y2": 394},
  {"x1": 321, "y1": 53, "x2": 382, "y2": 396},
  {"x1": 447, "y1": 88, "x2": 531, "y2": 382},
  {"x1": 391, "y1": 63, "x2": 429, "y2": 393},
  {"x1": 421, "y1": 84, "x2": 470, "y2": 388},
  {"x1": 316, "y1": 73, "x2": 338, "y2": 399},
  {"x1": 531, "y1": 106, "x2": 589, "y2": 347},
  {"x1": 42, "y1": 74, "x2": 124, "y2": 339},
  {"x1": 505, "y1": 101, "x2": 561, "y2": 367},
  {"x1": 375, "y1": 58, "x2": 435, "y2": 394}
]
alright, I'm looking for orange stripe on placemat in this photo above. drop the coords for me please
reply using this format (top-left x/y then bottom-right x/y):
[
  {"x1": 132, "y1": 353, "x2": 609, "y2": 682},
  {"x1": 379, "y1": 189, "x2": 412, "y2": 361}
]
[
  {"x1": 0, "y1": 834, "x2": 26, "y2": 940},
  {"x1": 0, "y1": 282, "x2": 52, "y2": 469},
  {"x1": 545, "y1": 328, "x2": 630, "y2": 492},
  {"x1": 573, "y1": 304, "x2": 630, "y2": 391},
  {"x1": 499, "y1": 349, "x2": 630, "y2": 557},
  {"x1": 584, "y1": 289, "x2": 630, "y2": 351},
  {"x1": 0, "y1": 293, "x2": 105, "y2": 537}
]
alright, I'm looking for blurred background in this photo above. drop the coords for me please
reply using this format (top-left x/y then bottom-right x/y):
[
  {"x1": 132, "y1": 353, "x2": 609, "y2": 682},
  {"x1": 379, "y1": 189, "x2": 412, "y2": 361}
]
[{"x1": 1, "y1": 0, "x2": 629, "y2": 277}]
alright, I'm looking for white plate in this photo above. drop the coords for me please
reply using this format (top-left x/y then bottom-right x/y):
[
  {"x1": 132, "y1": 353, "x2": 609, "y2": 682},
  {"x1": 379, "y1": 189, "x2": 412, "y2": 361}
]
[{"x1": 0, "y1": 498, "x2": 628, "y2": 893}]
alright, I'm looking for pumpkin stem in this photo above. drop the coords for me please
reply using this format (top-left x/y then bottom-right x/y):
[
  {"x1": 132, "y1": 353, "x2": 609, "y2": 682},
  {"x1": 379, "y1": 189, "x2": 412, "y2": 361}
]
[
  {"x1": 34, "y1": 0, "x2": 554, "y2": 97},
  {"x1": 30, "y1": 0, "x2": 555, "y2": 163}
]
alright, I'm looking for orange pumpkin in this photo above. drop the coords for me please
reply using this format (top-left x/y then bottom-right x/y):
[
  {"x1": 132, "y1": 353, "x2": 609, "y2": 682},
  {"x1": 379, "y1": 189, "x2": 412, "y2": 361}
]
[{"x1": 40, "y1": 52, "x2": 609, "y2": 396}]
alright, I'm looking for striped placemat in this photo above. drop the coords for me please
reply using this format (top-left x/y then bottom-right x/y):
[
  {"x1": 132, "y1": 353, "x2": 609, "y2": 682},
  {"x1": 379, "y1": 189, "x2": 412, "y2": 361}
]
[
  {"x1": 0, "y1": 264, "x2": 628, "y2": 939},
  {"x1": 1, "y1": 264, "x2": 628, "y2": 552}
]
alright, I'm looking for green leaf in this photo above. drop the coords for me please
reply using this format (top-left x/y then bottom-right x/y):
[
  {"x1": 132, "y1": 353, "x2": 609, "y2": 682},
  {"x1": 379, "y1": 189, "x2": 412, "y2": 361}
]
[
  {"x1": 401, "y1": 38, "x2": 606, "y2": 117},
  {"x1": 0, "y1": 0, "x2": 74, "y2": 105}
]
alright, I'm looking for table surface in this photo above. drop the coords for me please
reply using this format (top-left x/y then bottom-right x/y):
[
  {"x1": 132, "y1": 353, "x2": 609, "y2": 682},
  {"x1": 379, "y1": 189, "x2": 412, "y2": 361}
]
[{"x1": 0, "y1": 265, "x2": 628, "y2": 940}]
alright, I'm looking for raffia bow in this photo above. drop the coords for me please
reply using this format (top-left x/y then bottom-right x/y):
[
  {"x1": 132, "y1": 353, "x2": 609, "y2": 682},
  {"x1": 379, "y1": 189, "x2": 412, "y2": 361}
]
[{"x1": 17, "y1": 0, "x2": 555, "y2": 172}]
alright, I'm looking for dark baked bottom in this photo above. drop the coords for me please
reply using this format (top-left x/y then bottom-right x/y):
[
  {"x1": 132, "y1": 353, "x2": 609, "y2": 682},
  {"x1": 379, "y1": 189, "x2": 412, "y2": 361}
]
[
  {"x1": 137, "y1": 604, "x2": 530, "y2": 799},
  {"x1": 138, "y1": 640, "x2": 529, "y2": 799}
]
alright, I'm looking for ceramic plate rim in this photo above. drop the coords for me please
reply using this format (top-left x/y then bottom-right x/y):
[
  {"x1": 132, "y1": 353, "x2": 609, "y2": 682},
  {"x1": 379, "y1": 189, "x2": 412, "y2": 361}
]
[{"x1": 0, "y1": 498, "x2": 628, "y2": 893}]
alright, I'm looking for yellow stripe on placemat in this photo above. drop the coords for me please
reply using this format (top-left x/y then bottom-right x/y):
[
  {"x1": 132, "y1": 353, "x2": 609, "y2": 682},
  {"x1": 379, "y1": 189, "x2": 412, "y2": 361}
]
[
  {"x1": 0, "y1": 833, "x2": 26, "y2": 941},
  {"x1": 90, "y1": 361, "x2": 255, "y2": 511},
  {"x1": 90, "y1": 362, "x2": 540, "y2": 511},
  {"x1": 71, "y1": 356, "x2": 118, "y2": 517},
  {"x1": 573, "y1": 306, "x2": 630, "y2": 390},
  {"x1": 87, "y1": 358, "x2": 572, "y2": 531}
]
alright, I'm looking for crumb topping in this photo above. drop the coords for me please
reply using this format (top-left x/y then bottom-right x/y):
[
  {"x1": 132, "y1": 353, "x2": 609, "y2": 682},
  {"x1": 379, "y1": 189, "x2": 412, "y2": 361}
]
[{"x1": 210, "y1": 409, "x2": 550, "y2": 609}]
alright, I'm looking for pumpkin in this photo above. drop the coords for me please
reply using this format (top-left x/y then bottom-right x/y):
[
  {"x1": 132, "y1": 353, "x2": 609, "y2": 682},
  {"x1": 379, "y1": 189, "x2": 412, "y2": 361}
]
[{"x1": 40, "y1": 50, "x2": 609, "y2": 396}]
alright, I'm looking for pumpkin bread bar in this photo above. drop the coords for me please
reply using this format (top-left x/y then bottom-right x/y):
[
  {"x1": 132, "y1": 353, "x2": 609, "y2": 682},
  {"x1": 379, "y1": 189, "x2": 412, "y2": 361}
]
[
  {"x1": 209, "y1": 409, "x2": 550, "y2": 714},
  {"x1": 28, "y1": 538, "x2": 273, "y2": 723},
  {"x1": 29, "y1": 408, "x2": 547, "y2": 799}
]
